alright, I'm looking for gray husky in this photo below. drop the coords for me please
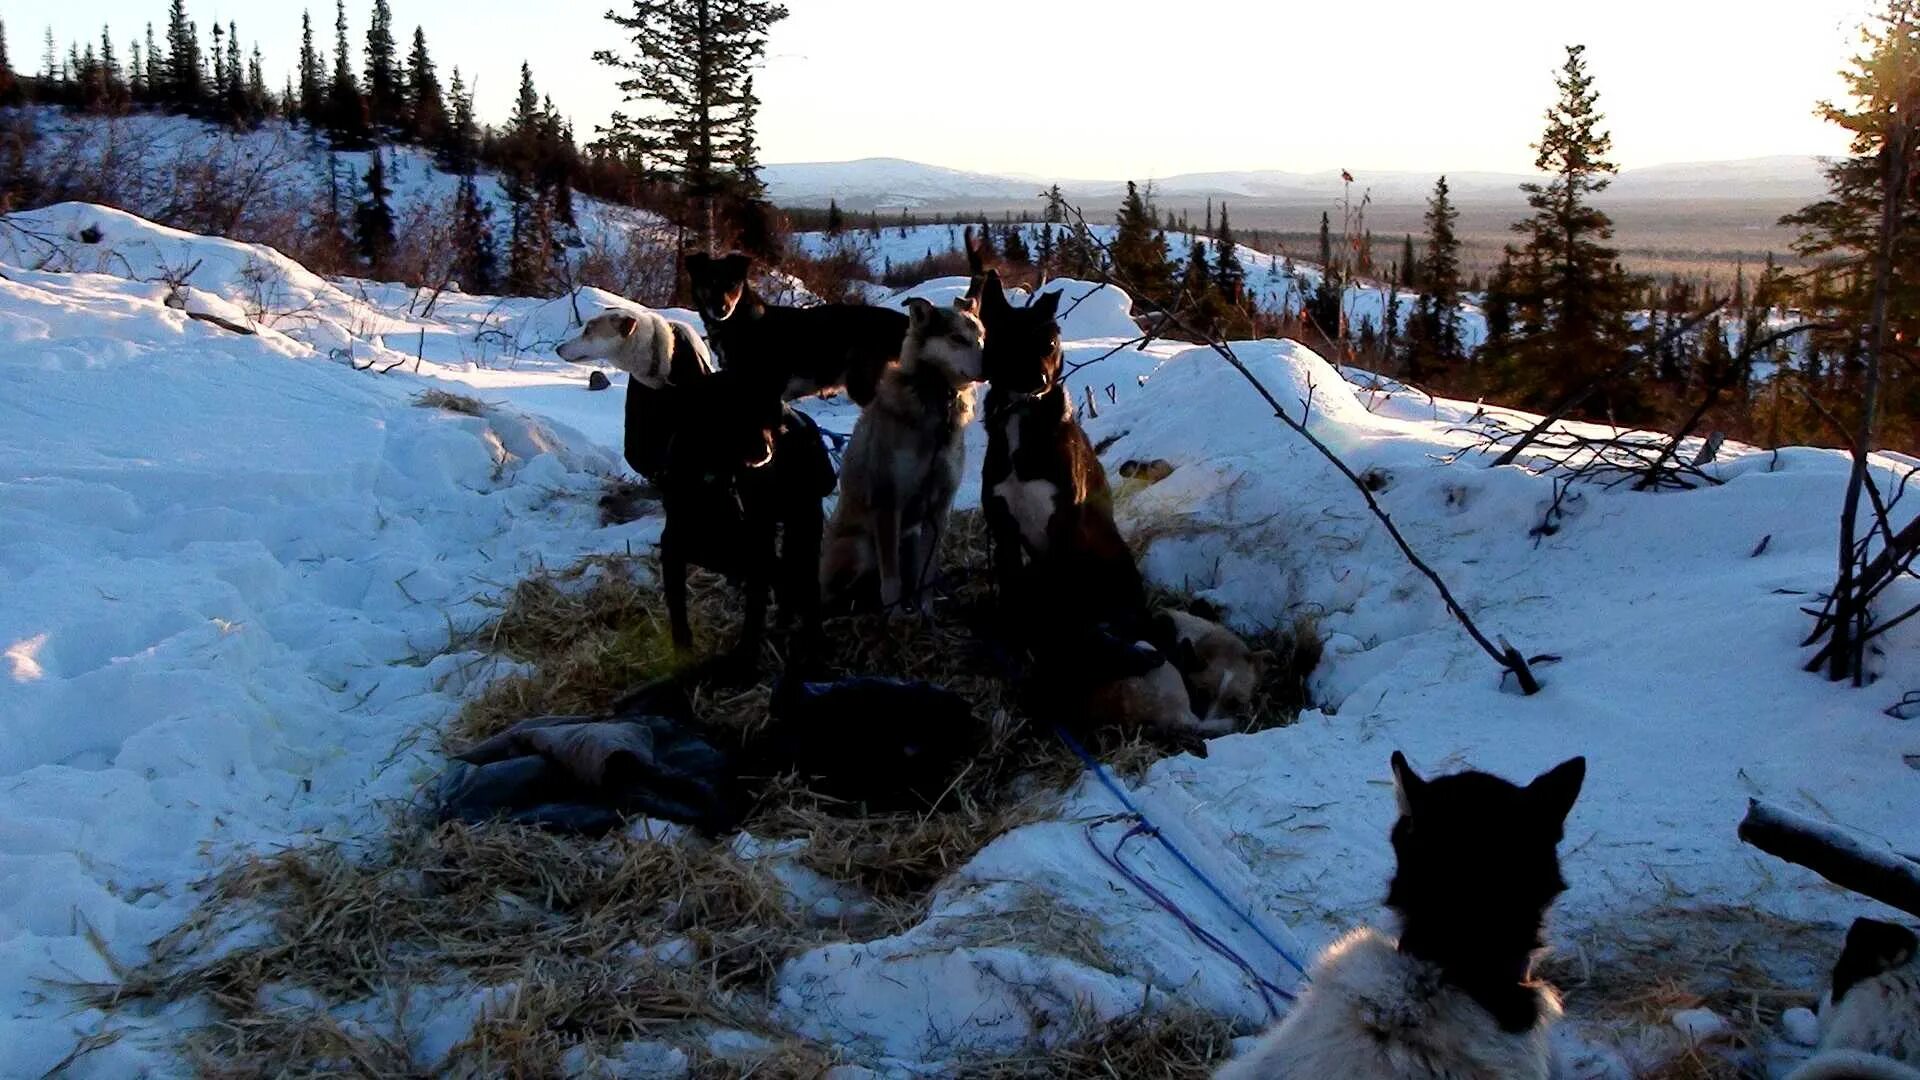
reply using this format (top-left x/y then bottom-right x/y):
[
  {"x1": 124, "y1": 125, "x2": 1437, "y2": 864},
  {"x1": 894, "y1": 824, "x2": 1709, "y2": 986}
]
[{"x1": 821, "y1": 297, "x2": 985, "y2": 613}]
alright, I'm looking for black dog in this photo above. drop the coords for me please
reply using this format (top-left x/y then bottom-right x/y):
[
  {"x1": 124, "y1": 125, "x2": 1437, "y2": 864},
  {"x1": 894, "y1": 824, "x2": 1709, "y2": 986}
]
[
  {"x1": 760, "y1": 676, "x2": 982, "y2": 811},
  {"x1": 659, "y1": 367, "x2": 837, "y2": 660},
  {"x1": 685, "y1": 252, "x2": 908, "y2": 406},
  {"x1": 1385, "y1": 752, "x2": 1587, "y2": 1034}
]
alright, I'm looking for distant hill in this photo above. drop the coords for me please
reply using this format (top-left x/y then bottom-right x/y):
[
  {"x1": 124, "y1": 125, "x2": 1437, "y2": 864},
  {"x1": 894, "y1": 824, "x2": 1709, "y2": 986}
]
[{"x1": 763, "y1": 155, "x2": 1831, "y2": 210}]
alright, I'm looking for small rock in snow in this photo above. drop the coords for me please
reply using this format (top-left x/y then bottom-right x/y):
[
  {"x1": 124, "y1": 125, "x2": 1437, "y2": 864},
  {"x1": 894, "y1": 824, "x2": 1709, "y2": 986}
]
[
  {"x1": 1782, "y1": 1006, "x2": 1821, "y2": 1046},
  {"x1": 587, "y1": 370, "x2": 612, "y2": 391},
  {"x1": 1671, "y1": 1007, "x2": 1730, "y2": 1044}
]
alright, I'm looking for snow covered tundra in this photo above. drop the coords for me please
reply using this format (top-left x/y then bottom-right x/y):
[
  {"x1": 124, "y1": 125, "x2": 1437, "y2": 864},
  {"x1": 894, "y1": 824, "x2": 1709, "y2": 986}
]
[{"x1": 2, "y1": 202, "x2": 1917, "y2": 1078}]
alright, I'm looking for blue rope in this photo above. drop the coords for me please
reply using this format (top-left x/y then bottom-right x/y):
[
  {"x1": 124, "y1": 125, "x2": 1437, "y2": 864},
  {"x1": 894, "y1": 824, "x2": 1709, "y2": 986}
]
[
  {"x1": 1055, "y1": 726, "x2": 1312, "y2": 985},
  {"x1": 1085, "y1": 821, "x2": 1294, "y2": 1018}
]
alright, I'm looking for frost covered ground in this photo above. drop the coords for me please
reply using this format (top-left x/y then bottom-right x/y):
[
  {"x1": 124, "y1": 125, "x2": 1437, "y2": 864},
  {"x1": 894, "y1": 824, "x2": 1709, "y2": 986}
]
[{"x1": 3, "y1": 203, "x2": 1917, "y2": 1078}]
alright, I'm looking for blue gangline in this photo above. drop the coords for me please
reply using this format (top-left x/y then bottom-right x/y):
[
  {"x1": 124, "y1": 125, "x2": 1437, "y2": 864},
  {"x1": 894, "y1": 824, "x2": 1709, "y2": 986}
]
[{"x1": 1054, "y1": 725, "x2": 1312, "y2": 988}]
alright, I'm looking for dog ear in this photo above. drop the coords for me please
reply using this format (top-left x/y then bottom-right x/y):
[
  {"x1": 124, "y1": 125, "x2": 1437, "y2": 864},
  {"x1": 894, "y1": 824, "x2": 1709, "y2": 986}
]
[
  {"x1": 685, "y1": 252, "x2": 710, "y2": 274},
  {"x1": 1835, "y1": 918, "x2": 1920, "y2": 1002},
  {"x1": 1030, "y1": 288, "x2": 1062, "y2": 321},
  {"x1": 615, "y1": 313, "x2": 641, "y2": 338},
  {"x1": 975, "y1": 269, "x2": 1008, "y2": 312},
  {"x1": 952, "y1": 296, "x2": 978, "y2": 315},
  {"x1": 1391, "y1": 751, "x2": 1426, "y2": 818},
  {"x1": 1174, "y1": 636, "x2": 1203, "y2": 673},
  {"x1": 721, "y1": 253, "x2": 752, "y2": 281},
  {"x1": 1525, "y1": 756, "x2": 1587, "y2": 827},
  {"x1": 904, "y1": 297, "x2": 934, "y2": 325}
]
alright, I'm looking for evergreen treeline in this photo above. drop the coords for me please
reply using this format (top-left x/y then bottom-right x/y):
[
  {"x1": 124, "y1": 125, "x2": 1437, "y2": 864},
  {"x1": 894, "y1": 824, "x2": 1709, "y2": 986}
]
[{"x1": 0, "y1": 0, "x2": 783, "y2": 289}]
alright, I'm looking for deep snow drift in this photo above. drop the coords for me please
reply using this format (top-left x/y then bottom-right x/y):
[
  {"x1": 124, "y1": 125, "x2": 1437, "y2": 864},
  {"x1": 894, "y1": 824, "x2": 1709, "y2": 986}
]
[{"x1": 3, "y1": 203, "x2": 1917, "y2": 1078}]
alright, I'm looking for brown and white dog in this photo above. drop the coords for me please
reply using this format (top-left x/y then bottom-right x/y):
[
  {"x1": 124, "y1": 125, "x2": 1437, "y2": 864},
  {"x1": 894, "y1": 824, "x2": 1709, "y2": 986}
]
[
  {"x1": 556, "y1": 308, "x2": 714, "y2": 484},
  {"x1": 821, "y1": 297, "x2": 985, "y2": 614},
  {"x1": 1156, "y1": 609, "x2": 1270, "y2": 730}
]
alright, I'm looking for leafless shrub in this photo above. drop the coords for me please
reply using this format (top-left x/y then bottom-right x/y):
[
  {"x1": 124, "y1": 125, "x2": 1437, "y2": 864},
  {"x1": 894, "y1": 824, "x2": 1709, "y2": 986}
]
[{"x1": 575, "y1": 226, "x2": 680, "y2": 306}]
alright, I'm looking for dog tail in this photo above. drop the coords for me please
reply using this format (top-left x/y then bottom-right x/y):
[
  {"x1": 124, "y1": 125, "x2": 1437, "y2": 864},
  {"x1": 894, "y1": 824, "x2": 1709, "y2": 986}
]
[{"x1": 1786, "y1": 1050, "x2": 1920, "y2": 1080}]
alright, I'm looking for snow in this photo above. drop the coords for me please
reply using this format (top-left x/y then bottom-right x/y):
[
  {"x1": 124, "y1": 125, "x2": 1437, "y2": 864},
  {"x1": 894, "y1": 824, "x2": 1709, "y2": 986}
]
[{"x1": 4, "y1": 201, "x2": 1918, "y2": 1077}]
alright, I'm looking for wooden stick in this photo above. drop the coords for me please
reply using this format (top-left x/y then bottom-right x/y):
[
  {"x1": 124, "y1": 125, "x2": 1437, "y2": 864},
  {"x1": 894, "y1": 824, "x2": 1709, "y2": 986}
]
[{"x1": 1738, "y1": 799, "x2": 1920, "y2": 918}]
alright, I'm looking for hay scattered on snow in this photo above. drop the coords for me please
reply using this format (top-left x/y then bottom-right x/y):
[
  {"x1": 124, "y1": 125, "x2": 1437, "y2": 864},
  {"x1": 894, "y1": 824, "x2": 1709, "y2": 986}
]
[
  {"x1": 1536, "y1": 902, "x2": 1830, "y2": 1078},
  {"x1": 956, "y1": 1006, "x2": 1242, "y2": 1079},
  {"x1": 413, "y1": 387, "x2": 489, "y2": 416},
  {"x1": 92, "y1": 508, "x2": 1320, "y2": 1076}
]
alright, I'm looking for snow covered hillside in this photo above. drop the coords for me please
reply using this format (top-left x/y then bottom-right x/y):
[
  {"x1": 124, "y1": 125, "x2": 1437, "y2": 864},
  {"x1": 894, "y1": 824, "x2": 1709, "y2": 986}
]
[
  {"x1": 20, "y1": 107, "x2": 672, "y2": 282},
  {"x1": 3, "y1": 204, "x2": 1917, "y2": 1078},
  {"x1": 794, "y1": 221, "x2": 1483, "y2": 352}
]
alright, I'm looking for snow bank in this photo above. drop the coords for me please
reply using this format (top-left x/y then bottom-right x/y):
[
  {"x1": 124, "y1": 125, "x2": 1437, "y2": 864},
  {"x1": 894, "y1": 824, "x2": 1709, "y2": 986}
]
[{"x1": 0, "y1": 213, "x2": 647, "y2": 1078}]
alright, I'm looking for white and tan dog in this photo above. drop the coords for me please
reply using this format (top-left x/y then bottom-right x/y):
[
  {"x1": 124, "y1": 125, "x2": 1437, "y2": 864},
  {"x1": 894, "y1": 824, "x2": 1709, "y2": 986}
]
[
  {"x1": 556, "y1": 307, "x2": 711, "y2": 389},
  {"x1": 556, "y1": 307, "x2": 715, "y2": 484},
  {"x1": 821, "y1": 297, "x2": 984, "y2": 613},
  {"x1": 1157, "y1": 609, "x2": 1270, "y2": 731}
]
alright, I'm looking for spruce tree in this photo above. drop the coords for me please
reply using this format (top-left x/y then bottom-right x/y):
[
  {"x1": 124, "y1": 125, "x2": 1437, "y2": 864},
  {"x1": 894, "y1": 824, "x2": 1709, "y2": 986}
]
[
  {"x1": 453, "y1": 170, "x2": 499, "y2": 294},
  {"x1": 1111, "y1": 181, "x2": 1174, "y2": 304},
  {"x1": 328, "y1": 0, "x2": 370, "y2": 146},
  {"x1": 1, "y1": 21, "x2": 17, "y2": 107},
  {"x1": 1401, "y1": 234, "x2": 1419, "y2": 288},
  {"x1": 247, "y1": 44, "x2": 270, "y2": 119},
  {"x1": 98, "y1": 29, "x2": 125, "y2": 107},
  {"x1": 209, "y1": 22, "x2": 224, "y2": 95},
  {"x1": 130, "y1": 37, "x2": 147, "y2": 102},
  {"x1": 1405, "y1": 175, "x2": 1464, "y2": 374},
  {"x1": 1484, "y1": 251, "x2": 1518, "y2": 354},
  {"x1": 299, "y1": 11, "x2": 327, "y2": 128},
  {"x1": 1181, "y1": 237, "x2": 1211, "y2": 305},
  {"x1": 356, "y1": 149, "x2": 396, "y2": 274},
  {"x1": 1782, "y1": 0, "x2": 1920, "y2": 429},
  {"x1": 595, "y1": 0, "x2": 789, "y2": 245},
  {"x1": 164, "y1": 0, "x2": 203, "y2": 108},
  {"x1": 446, "y1": 72, "x2": 498, "y2": 294},
  {"x1": 826, "y1": 199, "x2": 844, "y2": 236},
  {"x1": 731, "y1": 75, "x2": 766, "y2": 199},
  {"x1": 363, "y1": 0, "x2": 401, "y2": 130},
  {"x1": 1307, "y1": 261, "x2": 1345, "y2": 341},
  {"x1": 539, "y1": 96, "x2": 576, "y2": 229},
  {"x1": 1317, "y1": 211, "x2": 1332, "y2": 269},
  {"x1": 222, "y1": 22, "x2": 245, "y2": 124},
  {"x1": 1211, "y1": 201, "x2": 1245, "y2": 301},
  {"x1": 1491, "y1": 45, "x2": 1635, "y2": 414},
  {"x1": 404, "y1": 27, "x2": 446, "y2": 145},
  {"x1": 504, "y1": 63, "x2": 558, "y2": 295}
]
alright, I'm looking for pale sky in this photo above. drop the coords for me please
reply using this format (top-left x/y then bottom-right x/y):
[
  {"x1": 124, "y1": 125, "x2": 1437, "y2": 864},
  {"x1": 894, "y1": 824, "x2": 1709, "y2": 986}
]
[{"x1": 21, "y1": 0, "x2": 1873, "y2": 177}]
